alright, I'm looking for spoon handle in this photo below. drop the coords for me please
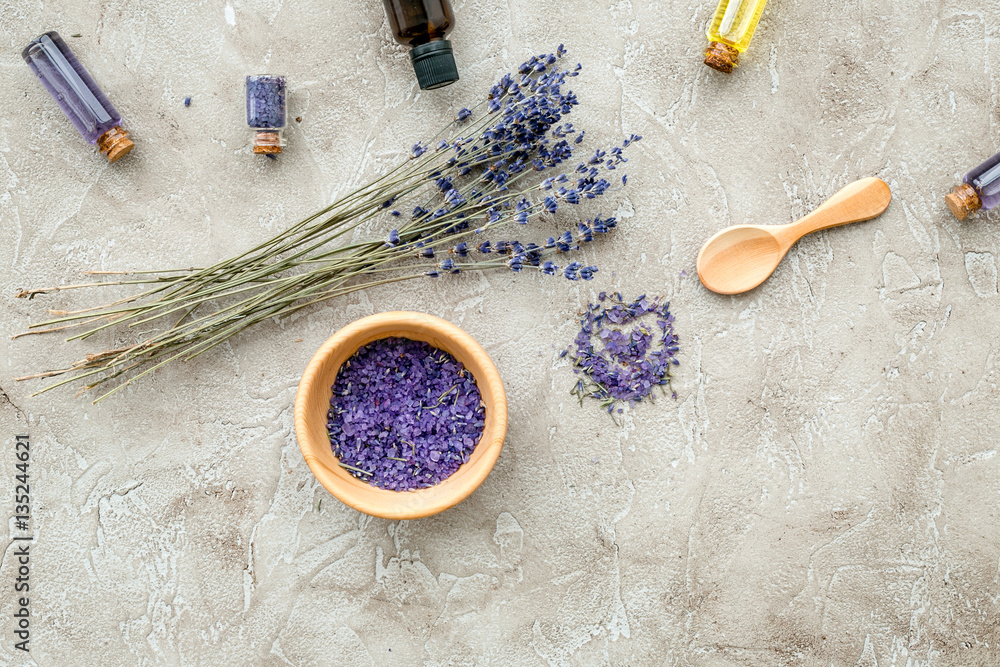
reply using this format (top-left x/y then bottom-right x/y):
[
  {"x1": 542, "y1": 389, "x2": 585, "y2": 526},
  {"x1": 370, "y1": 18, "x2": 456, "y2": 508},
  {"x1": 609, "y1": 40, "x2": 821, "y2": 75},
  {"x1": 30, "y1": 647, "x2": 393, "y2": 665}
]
[{"x1": 780, "y1": 177, "x2": 892, "y2": 244}]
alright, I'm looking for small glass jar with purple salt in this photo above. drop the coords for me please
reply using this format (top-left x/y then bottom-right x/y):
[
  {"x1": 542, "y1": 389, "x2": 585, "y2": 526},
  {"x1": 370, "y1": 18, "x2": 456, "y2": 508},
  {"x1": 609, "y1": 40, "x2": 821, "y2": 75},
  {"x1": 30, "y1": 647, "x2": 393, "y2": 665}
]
[
  {"x1": 245, "y1": 74, "x2": 286, "y2": 155},
  {"x1": 326, "y1": 336, "x2": 486, "y2": 491}
]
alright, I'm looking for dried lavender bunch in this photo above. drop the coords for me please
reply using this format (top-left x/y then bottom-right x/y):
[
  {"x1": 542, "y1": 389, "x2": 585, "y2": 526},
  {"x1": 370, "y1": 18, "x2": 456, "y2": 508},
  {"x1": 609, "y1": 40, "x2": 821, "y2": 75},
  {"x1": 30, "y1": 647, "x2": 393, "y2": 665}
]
[
  {"x1": 15, "y1": 46, "x2": 641, "y2": 401},
  {"x1": 566, "y1": 292, "x2": 679, "y2": 415}
]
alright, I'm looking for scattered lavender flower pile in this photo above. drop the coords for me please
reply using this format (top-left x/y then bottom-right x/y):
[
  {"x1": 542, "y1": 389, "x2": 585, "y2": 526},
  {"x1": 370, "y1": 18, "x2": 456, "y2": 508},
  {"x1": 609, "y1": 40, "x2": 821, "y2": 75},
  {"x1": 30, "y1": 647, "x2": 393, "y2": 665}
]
[
  {"x1": 327, "y1": 337, "x2": 485, "y2": 490},
  {"x1": 567, "y1": 293, "x2": 679, "y2": 414},
  {"x1": 17, "y1": 46, "x2": 642, "y2": 400}
]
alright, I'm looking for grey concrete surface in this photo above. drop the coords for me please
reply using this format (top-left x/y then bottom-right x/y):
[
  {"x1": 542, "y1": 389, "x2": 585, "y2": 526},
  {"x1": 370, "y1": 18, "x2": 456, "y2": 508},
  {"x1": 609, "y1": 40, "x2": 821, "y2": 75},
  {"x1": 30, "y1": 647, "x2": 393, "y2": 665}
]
[{"x1": 2, "y1": 0, "x2": 999, "y2": 664}]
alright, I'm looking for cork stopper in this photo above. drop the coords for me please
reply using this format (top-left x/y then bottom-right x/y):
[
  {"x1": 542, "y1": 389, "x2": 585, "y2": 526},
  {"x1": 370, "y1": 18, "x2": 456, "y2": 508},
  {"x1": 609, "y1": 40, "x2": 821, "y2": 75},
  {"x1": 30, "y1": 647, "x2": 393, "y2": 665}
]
[
  {"x1": 704, "y1": 41, "x2": 739, "y2": 73},
  {"x1": 96, "y1": 126, "x2": 134, "y2": 163},
  {"x1": 253, "y1": 130, "x2": 282, "y2": 154},
  {"x1": 945, "y1": 183, "x2": 982, "y2": 220}
]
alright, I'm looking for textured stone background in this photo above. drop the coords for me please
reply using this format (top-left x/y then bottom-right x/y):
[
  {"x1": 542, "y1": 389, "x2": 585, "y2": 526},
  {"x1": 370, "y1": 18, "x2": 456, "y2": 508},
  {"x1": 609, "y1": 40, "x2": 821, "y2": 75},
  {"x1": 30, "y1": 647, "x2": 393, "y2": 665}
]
[{"x1": 2, "y1": 0, "x2": 999, "y2": 664}]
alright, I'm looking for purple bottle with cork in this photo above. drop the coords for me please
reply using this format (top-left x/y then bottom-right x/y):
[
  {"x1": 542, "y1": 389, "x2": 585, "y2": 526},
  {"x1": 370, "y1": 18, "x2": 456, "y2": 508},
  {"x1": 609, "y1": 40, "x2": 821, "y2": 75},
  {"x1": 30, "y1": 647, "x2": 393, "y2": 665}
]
[
  {"x1": 946, "y1": 151, "x2": 1000, "y2": 220},
  {"x1": 22, "y1": 31, "x2": 134, "y2": 162},
  {"x1": 246, "y1": 74, "x2": 287, "y2": 155}
]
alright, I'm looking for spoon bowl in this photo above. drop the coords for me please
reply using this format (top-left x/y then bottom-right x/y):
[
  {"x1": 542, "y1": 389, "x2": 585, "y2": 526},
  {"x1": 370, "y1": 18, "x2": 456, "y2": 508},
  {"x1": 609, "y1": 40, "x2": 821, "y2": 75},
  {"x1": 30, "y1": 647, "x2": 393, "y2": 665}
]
[
  {"x1": 696, "y1": 177, "x2": 891, "y2": 295},
  {"x1": 696, "y1": 225, "x2": 784, "y2": 294}
]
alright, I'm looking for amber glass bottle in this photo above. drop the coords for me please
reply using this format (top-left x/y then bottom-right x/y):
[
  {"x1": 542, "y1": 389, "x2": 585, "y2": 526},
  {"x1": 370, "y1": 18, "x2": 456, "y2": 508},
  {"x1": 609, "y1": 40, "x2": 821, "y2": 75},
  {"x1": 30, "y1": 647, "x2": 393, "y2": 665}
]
[{"x1": 383, "y1": 0, "x2": 459, "y2": 90}]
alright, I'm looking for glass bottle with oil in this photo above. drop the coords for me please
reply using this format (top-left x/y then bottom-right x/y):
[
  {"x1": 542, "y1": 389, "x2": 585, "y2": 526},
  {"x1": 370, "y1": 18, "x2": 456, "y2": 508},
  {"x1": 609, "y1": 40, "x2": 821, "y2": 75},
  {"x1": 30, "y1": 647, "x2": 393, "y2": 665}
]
[
  {"x1": 22, "y1": 31, "x2": 134, "y2": 161},
  {"x1": 383, "y1": 0, "x2": 459, "y2": 90},
  {"x1": 704, "y1": 0, "x2": 770, "y2": 73},
  {"x1": 946, "y1": 150, "x2": 1000, "y2": 220}
]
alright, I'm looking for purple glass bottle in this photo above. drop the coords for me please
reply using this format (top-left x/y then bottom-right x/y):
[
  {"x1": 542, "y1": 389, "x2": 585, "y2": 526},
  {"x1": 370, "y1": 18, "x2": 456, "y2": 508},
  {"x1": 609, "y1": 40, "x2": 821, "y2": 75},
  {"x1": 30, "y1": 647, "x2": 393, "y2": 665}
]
[
  {"x1": 946, "y1": 151, "x2": 1000, "y2": 220},
  {"x1": 246, "y1": 75, "x2": 287, "y2": 155},
  {"x1": 22, "y1": 31, "x2": 134, "y2": 162}
]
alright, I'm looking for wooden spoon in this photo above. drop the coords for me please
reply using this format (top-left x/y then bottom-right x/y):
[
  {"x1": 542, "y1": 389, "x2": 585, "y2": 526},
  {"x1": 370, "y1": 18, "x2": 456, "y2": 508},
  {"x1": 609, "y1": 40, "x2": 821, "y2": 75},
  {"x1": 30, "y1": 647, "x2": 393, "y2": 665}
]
[{"x1": 696, "y1": 177, "x2": 892, "y2": 295}]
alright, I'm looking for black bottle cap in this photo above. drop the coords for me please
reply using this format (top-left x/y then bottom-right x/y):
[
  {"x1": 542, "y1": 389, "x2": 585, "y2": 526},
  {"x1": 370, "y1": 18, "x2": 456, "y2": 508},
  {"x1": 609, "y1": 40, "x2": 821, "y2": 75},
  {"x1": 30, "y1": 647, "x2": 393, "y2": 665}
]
[{"x1": 410, "y1": 40, "x2": 459, "y2": 90}]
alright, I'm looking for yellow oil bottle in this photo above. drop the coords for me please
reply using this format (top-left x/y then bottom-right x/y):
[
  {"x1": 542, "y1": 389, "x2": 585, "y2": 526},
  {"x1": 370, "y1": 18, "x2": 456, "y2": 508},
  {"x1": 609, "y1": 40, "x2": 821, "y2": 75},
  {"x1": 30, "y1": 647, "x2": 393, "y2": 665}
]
[{"x1": 704, "y1": 0, "x2": 770, "y2": 73}]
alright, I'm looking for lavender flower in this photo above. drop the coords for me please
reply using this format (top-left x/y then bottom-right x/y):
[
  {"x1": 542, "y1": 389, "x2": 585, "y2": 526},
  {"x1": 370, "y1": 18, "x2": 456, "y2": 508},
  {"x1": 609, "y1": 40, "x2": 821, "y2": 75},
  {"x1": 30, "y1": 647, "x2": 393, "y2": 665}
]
[
  {"x1": 567, "y1": 293, "x2": 679, "y2": 415},
  {"x1": 16, "y1": 47, "x2": 646, "y2": 399}
]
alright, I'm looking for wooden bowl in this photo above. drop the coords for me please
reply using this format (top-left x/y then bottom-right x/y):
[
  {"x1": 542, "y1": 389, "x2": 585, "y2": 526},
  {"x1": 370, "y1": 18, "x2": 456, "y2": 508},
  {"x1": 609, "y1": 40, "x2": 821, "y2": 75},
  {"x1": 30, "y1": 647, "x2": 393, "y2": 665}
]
[{"x1": 294, "y1": 311, "x2": 508, "y2": 519}]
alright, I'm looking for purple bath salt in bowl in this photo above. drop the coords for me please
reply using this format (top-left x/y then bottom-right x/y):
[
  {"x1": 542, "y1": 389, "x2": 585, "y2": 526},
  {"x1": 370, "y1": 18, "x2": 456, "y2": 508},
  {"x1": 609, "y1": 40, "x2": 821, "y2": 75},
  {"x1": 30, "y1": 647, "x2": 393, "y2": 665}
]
[{"x1": 326, "y1": 337, "x2": 486, "y2": 491}]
